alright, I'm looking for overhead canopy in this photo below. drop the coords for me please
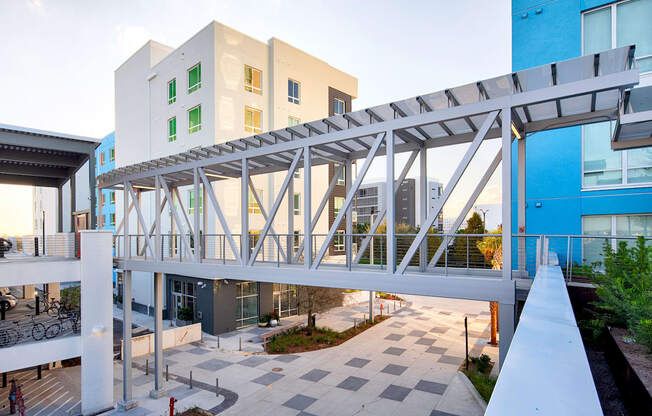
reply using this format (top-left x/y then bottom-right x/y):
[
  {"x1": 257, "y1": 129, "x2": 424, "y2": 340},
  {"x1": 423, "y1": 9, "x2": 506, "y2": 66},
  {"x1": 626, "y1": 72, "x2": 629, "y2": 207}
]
[
  {"x1": 99, "y1": 45, "x2": 649, "y2": 190},
  {"x1": 613, "y1": 85, "x2": 652, "y2": 150},
  {"x1": 0, "y1": 124, "x2": 99, "y2": 187}
]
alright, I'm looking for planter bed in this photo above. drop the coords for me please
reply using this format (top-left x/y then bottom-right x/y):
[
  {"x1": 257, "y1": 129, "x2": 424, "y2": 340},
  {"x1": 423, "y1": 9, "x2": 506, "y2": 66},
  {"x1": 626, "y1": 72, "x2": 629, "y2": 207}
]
[{"x1": 604, "y1": 327, "x2": 652, "y2": 415}]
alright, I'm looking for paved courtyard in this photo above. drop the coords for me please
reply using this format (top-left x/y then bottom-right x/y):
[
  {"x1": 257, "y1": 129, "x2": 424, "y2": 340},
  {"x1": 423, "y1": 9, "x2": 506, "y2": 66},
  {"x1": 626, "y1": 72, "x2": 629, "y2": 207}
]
[{"x1": 114, "y1": 295, "x2": 495, "y2": 416}]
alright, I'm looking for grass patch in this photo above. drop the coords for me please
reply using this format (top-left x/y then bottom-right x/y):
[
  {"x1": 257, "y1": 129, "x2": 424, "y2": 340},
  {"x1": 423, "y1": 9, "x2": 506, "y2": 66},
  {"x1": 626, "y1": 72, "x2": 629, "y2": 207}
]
[
  {"x1": 460, "y1": 354, "x2": 497, "y2": 403},
  {"x1": 176, "y1": 407, "x2": 212, "y2": 416},
  {"x1": 266, "y1": 315, "x2": 389, "y2": 354}
]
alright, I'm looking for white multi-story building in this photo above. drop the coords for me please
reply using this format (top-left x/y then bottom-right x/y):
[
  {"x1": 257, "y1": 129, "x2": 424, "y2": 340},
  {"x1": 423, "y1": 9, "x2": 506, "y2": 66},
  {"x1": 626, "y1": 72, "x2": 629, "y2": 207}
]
[
  {"x1": 354, "y1": 178, "x2": 443, "y2": 230},
  {"x1": 114, "y1": 21, "x2": 357, "y2": 333}
]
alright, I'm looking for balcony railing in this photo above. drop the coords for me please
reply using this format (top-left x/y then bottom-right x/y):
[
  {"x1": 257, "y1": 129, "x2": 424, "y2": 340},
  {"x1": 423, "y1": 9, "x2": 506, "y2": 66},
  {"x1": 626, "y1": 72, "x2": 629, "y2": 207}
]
[{"x1": 1, "y1": 233, "x2": 79, "y2": 259}]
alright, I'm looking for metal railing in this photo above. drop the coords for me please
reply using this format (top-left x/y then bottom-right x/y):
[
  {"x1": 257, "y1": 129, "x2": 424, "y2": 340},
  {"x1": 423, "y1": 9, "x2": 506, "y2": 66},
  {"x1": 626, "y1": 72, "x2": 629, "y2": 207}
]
[
  {"x1": 111, "y1": 231, "x2": 651, "y2": 280},
  {"x1": 2, "y1": 234, "x2": 79, "y2": 259}
]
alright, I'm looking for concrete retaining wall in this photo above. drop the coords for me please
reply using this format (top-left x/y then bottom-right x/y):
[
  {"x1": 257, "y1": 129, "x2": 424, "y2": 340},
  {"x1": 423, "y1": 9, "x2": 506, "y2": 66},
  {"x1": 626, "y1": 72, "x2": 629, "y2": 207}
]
[{"x1": 122, "y1": 323, "x2": 202, "y2": 358}]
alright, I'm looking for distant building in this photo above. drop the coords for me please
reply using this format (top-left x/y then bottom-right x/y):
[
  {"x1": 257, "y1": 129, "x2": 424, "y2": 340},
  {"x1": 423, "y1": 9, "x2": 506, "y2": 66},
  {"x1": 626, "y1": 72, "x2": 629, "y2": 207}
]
[
  {"x1": 95, "y1": 132, "x2": 116, "y2": 231},
  {"x1": 354, "y1": 178, "x2": 443, "y2": 230}
]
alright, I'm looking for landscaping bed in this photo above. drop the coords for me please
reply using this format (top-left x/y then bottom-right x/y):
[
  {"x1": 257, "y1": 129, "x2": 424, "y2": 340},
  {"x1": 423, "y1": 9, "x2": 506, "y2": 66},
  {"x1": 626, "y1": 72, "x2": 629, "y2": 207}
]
[
  {"x1": 176, "y1": 407, "x2": 212, "y2": 416},
  {"x1": 459, "y1": 354, "x2": 496, "y2": 403},
  {"x1": 266, "y1": 315, "x2": 389, "y2": 354},
  {"x1": 604, "y1": 327, "x2": 652, "y2": 414}
]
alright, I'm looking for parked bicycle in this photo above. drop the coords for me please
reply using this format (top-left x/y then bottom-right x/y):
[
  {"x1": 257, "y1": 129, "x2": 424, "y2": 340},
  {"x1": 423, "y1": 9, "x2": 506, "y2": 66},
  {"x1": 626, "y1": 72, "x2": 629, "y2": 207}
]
[{"x1": 0, "y1": 315, "x2": 49, "y2": 347}]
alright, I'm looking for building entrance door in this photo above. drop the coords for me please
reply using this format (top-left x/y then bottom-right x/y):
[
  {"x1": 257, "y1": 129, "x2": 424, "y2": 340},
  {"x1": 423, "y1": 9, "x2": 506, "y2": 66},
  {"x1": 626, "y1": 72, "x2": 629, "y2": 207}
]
[{"x1": 171, "y1": 293, "x2": 183, "y2": 321}]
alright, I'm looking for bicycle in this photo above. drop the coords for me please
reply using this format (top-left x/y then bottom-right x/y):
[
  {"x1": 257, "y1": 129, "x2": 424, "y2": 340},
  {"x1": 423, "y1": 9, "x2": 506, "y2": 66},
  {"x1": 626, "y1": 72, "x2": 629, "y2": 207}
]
[
  {"x1": 46, "y1": 298, "x2": 68, "y2": 318},
  {"x1": 0, "y1": 315, "x2": 48, "y2": 347}
]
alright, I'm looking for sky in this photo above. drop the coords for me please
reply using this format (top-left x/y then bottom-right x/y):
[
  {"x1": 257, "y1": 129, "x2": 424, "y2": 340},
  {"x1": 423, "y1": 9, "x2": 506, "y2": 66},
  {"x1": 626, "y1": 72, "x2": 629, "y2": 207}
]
[{"x1": 0, "y1": 0, "x2": 511, "y2": 235}]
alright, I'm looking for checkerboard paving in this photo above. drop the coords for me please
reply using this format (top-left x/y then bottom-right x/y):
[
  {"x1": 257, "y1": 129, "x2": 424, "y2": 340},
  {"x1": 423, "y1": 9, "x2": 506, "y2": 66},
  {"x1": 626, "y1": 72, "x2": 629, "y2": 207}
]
[{"x1": 345, "y1": 357, "x2": 370, "y2": 368}]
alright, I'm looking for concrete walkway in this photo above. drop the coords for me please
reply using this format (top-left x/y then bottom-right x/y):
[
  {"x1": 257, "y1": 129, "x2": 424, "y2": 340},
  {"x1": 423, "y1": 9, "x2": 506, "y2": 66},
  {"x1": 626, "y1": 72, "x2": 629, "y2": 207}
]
[{"x1": 113, "y1": 295, "x2": 495, "y2": 416}]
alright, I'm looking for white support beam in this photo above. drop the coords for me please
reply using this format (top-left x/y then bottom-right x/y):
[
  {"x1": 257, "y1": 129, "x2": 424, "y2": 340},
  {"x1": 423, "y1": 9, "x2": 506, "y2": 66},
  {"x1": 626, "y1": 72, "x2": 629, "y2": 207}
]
[
  {"x1": 353, "y1": 150, "x2": 418, "y2": 264},
  {"x1": 429, "y1": 148, "x2": 502, "y2": 267},
  {"x1": 248, "y1": 149, "x2": 302, "y2": 265},
  {"x1": 241, "y1": 157, "x2": 249, "y2": 265},
  {"x1": 173, "y1": 187, "x2": 195, "y2": 241},
  {"x1": 126, "y1": 182, "x2": 155, "y2": 258},
  {"x1": 287, "y1": 172, "x2": 294, "y2": 264},
  {"x1": 418, "y1": 146, "x2": 428, "y2": 272},
  {"x1": 517, "y1": 136, "x2": 526, "y2": 272},
  {"x1": 123, "y1": 181, "x2": 130, "y2": 258},
  {"x1": 115, "y1": 200, "x2": 134, "y2": 235},
  {"x1": 198, "y1": 168, "x2": 242, "y2": 264},
  {"x1": 345, "y1": 160, "x2": 353, "y2": 268},
  {"x1": 386, "y1": 130, "x2": 396, "y2": 273},
  {"x1": 138, "y1": 194, "x2": 167, "y2": 258},
  {"x1": 313, "y1": 132, "x2": 386, "y2": 269},
  {"x1": 501, "y1": 107, "x2": 513, "y2": 280},
  {"x1": 396, "y1": 110, "x2": 499, "y2": 274},
  {"x1": 248, "y1": 178, "x2": 287, "y2": 263},
  {"x1": 303, "y1": 146, "x2": 312, "y2": 269},
  {"x1": 293, "y1": 163, "x2": 344, "y2": 262},
  {"x1": 193, "y1": 168, "x2": 202, "y2": 262},
  {"x1": 158, "y1": 176, "x2": 193, "y2": 260}
]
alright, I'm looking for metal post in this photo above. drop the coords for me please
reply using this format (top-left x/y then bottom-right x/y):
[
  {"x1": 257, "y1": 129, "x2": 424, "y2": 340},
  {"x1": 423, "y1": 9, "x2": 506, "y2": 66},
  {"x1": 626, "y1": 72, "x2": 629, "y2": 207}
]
[
  {"x1": 215, "y1": 378, "x2": 219, "y2": 396},
  {"x1": 288, "y1": 170, "x2": 294, "y2": 264},
  {"x1": 345, "y1": 160, "x2": 353, "y2": 269},
  {"x1": 368, "y1": 291, "x2": 374, "y2": 324},
  {"x1": 124, "y1": 181, "x2": 130, "y2": 259},
  {"x1": 2, "y1": 373, "x2": 6, "y2": 388},
  {"x1": 303, "y1": 146, "x2": 312, "y2": 269},
  {"x1": 189, "y1": 371, "x2": 192, "y2": 389},
  {"x1": 120, "y1": 270, "x2": 134, "y2": 408},
  {"x1": 166, "y1": 365, "x2": 169, "y2": 382},
  {"x1": 241, "y1": 157, "x2": 249, "y2": 265},
  {"x1": 517, "y1": 133, "x2": 526, "y2": 272},
  {"x1": 42, "y1": 210, "x2": 45, "y2": 255},
  {"x1": 418, "y1": 146, "x2": 428, "y2": 272},
  {"x1": 501, "y1": 107, "x2": 512, "y2": 280},
  {"x1": 145, "y1": 359, "x2": 149, "y2": 376},
  {"x1": 464, "y1": 317, "x2": 469, "y2": 370},
  {"x1": 150, "y1": 272, "x2": 164, "y2": 398},
  {"x1": 386, "y1": 130, "x2": 395, "y2": 273},
  {"x1": 193, "y1": 168, "x2": 201, "y2": 263}
]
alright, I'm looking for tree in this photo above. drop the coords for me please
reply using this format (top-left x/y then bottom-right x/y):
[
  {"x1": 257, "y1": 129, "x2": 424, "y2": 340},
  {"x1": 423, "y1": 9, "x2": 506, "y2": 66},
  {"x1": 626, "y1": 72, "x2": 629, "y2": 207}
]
[
  {"x1": 476, "y1": 226, "x2": 503, "y2": 346},
  {"x1": 464, "y1": 212, "x2": 485, "y2": 234},
  {"x1": 296, "y1": 286, "x2": 344, "y2": 334}
]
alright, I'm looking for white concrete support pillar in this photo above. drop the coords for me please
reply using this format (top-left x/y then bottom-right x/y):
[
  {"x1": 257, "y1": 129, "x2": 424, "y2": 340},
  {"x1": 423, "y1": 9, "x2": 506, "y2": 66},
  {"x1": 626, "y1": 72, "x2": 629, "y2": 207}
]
[
  {"x1": 241, "y1": 157, "x2": 249, "y2": 265},
  {"x1": 57, "y1": 186, "x2": 63, "y2": 233},
  {"x1": 118, "y1": 269, "x2": 136, "y2": 410},
  {"x1": 386, "y1": 131, "x2": 395, "y2": 273},
  {"x1": 517, "y1": 137, "x2": 526, "y2": 273},
  {"x1": 303, "y1": 146, "x2": 312, "y2": 269},
  {"x1": 80, "y1": 230, "x2": 113, "y2": 414},
  {"x1": 369, "y1": 291, "x2": 375, "y2": 323},
  {"x1": 345, "y1": 160, "x2": 353, "y2": 268},
  {"x1": 501, "y1": 108, "x2": 512, "y2": 280},
  {"x1": 418, "y1": 146, "x2": 428, "y2": 272},
  {"x1": 498, "y1": 302, "x2": 515, "y2": 370},
  {"x1": 287, "y1": 174, "x2": 294, "y2": 264},
  {"x1": 70, "y1": 175, "x2": 76, "y2": 233},
  {"x1": 150, "y1": 272, "x2": 166, "y2": 398}
]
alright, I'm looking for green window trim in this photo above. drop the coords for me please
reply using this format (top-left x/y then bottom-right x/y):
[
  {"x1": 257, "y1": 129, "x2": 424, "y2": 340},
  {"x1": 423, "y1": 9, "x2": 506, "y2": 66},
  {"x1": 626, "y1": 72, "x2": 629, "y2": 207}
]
[
  {"x1": 188, "y1": 105, "x2": 202, "y2": 134},
  {"x1": 168, "y1": 79, "x2": 177, "y2": 104},
  {"x1": 109, "y1": 213, "x2": 116, "y2": 226},
  {"x1": 110, "y1": 148, "x2": 115, "y2": 161},
  {"x1": 188, "y1": 63, "x2": 201, "y2": 94},
  {"x1": 168, "y1": 117, "x2": 177, "y2": 142},
  {"x1": 110, "y1": 191, "x2": 115, "y2": 205}
]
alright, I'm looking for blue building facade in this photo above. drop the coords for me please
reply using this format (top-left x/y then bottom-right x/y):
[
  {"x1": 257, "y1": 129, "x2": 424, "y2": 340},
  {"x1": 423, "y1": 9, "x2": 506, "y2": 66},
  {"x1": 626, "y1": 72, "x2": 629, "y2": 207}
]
[
  {"x1": 512, "y1": 0, "x2": 652, "y2": 267},
  {"x1": 95, "y1": 132, "x2": 117, "y2": 283}
]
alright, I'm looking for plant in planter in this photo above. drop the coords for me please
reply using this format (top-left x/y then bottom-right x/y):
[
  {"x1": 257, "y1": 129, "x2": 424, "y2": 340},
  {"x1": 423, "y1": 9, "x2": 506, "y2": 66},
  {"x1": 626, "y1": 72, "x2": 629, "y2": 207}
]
[
  {"x1": 176, "y1": 306, "x2": 193, "y2": 326},
  {"x1": 259, "y1": 312, "x2": 280, "y2": 327}
]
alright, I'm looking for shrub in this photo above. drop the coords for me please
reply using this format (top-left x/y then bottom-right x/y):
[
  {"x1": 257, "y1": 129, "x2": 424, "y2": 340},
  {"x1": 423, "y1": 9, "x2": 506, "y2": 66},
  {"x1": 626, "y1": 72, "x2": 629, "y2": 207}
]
[
  {"x1": 177, "y1": 306, "x2": 193, "y2": 321},
  {"x1": 588, "y1": 236, "x2": 652, "y2": 351}
]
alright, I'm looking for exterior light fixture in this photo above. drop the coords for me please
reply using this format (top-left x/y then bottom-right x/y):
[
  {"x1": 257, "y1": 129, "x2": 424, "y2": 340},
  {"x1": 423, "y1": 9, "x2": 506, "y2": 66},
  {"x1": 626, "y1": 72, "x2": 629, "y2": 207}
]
[
  {"x1": 205, "y1": 173, "x2": 231, "y2": 180},
  {"x1": 132, "y1": 185, "x2": 156, "y2": 190},
  {"x1": 92, "y1": 325, "x2": 106, "y2": 335},
  {"x1": 511, "y1": 123, "x2": 522, "y2": 140}
]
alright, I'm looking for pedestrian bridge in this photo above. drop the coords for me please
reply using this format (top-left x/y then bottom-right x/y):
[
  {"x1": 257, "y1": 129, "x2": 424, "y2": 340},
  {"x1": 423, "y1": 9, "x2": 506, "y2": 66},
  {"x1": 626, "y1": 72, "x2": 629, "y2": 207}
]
[{"x1": 99, "y1": 46, "x2": 652, "y2": 404}]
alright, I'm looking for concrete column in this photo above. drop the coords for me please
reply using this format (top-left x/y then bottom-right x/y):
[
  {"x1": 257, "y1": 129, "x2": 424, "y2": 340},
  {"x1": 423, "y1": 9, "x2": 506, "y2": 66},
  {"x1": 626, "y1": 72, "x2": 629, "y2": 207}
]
[
  {"x1": 150, "y1": 272, "x2": 166, "y2": 398},
  {"x1": 386, "y1": 131, "x2": 395, "y2": 273},
  {"x1": 498, "y1": 302, "x2": 515, "y2": 370},
  {"x1": 88, "y1": 151, "x2": 97, "y2": 229},
  {"x1": 118, "y1": 270, "x2": 137, "y2": 410},
  {"x1": 80, "y1": 230, "x2": 113, "y2": 414},
  {"x1": 517, "y1": 137, "x2": 526, "y2": 273},
  {"x1": 303, "y1": 147, "x2": 311, "y2": 269},
  {"x1": 47, "y1": 282, "x2": 60, "y2": 302},
  {"x1": 70, "y1": 175, "x2": 76, "y2": 233},
  {"x1": 57, "y1": 186, "x2": 63, "y2": 233},
  {"x1": 287, "y1": 174, "x2": 294, "y2": 264},
  {"x1": 368, "y1": 291, "x2": 375, "y2": 323},
  {"x1": 241, "y1": 158, "x2": 249, "y2": 265},
  {"x1": 22, "y1": 285, "x2": 35, "y2": 299}
]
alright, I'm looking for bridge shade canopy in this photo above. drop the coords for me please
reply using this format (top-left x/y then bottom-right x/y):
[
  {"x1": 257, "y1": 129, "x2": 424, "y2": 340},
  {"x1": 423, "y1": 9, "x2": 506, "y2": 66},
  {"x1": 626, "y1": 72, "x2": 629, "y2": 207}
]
[
  {"x1": 99, "y1": 45, "x2": 649, "y2": 190},
  {"x1": 0, "y1": 123, "x2": 99, "y2": 188}
]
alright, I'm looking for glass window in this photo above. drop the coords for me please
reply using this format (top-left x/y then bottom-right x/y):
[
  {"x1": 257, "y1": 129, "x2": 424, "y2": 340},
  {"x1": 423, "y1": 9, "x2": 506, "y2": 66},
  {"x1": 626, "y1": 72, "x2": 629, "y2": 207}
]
[
  {"x1": 110, "y1": 148, "x2": 115, "y2": 161},
  {"x1": 244, "y1": 65, "x2": 262, "y2": 94},
  {"x1": 244, "y1": 106, "x2": 262, "y2": 133},
  {"x1": 294, "y1": 168, "x2": 301, "y2": 179},
  {"x1": 168, "y1": 117, "x2": 177, "y2": 142},
  {"x1": 334, "y1": 98, "x2": 345, "y2": 115},
  {"x1": 248, "y1": 189, "x2": 262, "y2": 214},
  {"x1": 100, "y1": 152, "x2": 105, "y2": 166},
  {"x1": 334, "y1": 196, "x2": 344, "y2": 216},
  {"x1": 617, "y1": 0, "x2": 652, "y2": 71},
  {"x1": 236, "y1": 281, "x2": 258, "y2": 328},
  {"x1": 294, "y1": 193, "x2": 300, "y2": 215},
  {"x1": 335, "y1": 164, "x2": 345, "y2": 186},
  {"x1": 188, "y1": 106, "x2": 201, "y2": 134},
  {"x1": 110, "y1": 191, "x2": 115, "y2": 205},
  {"x1": 583, "y1": 214, "x2": 652, "y2": 265},
  {"x1": 583, "y1": 121, "x2": 652, "y2": 188},
  {"x1": 273, "y1": 284, "x2": 297, "y2": 318},
  {"x1": 288, "y1": 79, "x2": 300, "y2": 104},
  {"x1": 293, "y1": 230, "x2": 300, "y2": 250},
  {"x1": 168, "y1": 79, "x2": 176, "y2": 104},
  {"x1": 188, "y1": 63, "x2": 201, "y2": 93},
  {"x1": 189, "y1": 190, "x2": 202, "y2": 214},
  {"x1": 334, "y1": 230, "x2": 345, "y2": 251},
  {"x1": 583, "y1": 215, "x2": 613, "y2": 265},
  {"x1": 288, "y1": 116, "x2": 300, "y2": 127},
  {"x1": 583, "y1": 7, "x2": 611, "y2": 55},
  {"x1": 110, "y1": 213, "x2": 116, "y2": 226},
  {"x1": 100, "y1": 193, "x2": 105, "y2": 206}
]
